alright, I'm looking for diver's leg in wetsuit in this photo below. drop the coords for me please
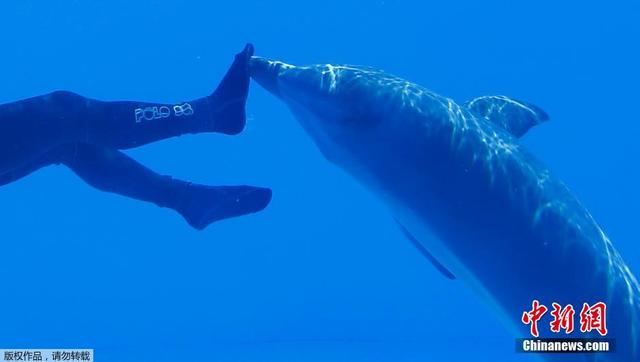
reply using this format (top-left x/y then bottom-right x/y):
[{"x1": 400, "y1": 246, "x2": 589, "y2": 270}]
[
  {"x1": 0, "y1": 156, "x2": 53, "y2": 187},
  {"x1": 0, "y1": 44, "x2": 271, "y2": 228},
  {"x1": 45, "y1": 143, "x2": 271, "y2": 229},
  {"x1": 0, "y1": 142, "x2": 272, "y2": 229},
  {"x1": 77, "y1": 43, "x2": 254, "y2": 149},
  {"x1": 0, "y1": 44, "x2": 254, "y2": 175}
]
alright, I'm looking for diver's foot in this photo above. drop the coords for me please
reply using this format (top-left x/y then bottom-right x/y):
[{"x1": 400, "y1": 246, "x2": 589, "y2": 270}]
[
  {"x1": 178, "y1": 184, "x2": 272, "y2": 230},
  {"x1": 208, "y1": 43, "x2": 254, "y2": 135}
]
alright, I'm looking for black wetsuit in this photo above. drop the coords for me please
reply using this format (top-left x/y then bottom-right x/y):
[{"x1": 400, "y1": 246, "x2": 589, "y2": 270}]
[{"x1": 0, "y1": 44, "x2": 271, "y2": 230}]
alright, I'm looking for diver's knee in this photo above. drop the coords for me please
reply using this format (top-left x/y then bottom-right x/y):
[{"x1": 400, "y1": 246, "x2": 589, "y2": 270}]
[{"x1": 46, "y1": 90, "x2": 86, "y2": 110}]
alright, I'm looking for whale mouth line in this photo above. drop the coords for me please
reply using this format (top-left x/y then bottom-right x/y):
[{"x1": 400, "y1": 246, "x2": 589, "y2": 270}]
[
  {"x1": 249, "y1": 56, "x2": 299, "y2": 99},
  {"x1": 249, "y1": 56, "x2": 282, "y2": 97}
]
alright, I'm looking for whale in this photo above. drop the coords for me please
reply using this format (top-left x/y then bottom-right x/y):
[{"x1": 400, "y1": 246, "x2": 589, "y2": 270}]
[{"x1": 249, "y1": 56, "x2": 640, "y2": 361}]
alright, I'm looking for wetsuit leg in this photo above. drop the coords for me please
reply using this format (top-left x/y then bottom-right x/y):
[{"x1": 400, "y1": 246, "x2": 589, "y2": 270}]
[
  {"x1": 0, "y1": 155, "x2": 54, "y2": 187},
  {"x1": 0, "y1": 141, "x2": 272, "y2": 228},
  {"x1": 0, "y1": 44, "x2": 253, "y2": 174},
  {"x1": 0, "y1": 44, "x2": 271, "y2": 227},
  {"x1": 48, "y1": 143, "x2": 271, "y2": 229},
  {"x1": 79, "y1": 43, "x2": 254, "y2": 149}
]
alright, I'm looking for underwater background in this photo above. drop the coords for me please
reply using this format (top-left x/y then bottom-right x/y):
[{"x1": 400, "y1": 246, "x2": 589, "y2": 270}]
[{"x1": 0, "y1": 1, "x2": 638, "y2": 361}]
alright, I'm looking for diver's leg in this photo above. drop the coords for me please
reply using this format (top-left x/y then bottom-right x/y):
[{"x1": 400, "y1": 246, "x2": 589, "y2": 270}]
[
  {"x1": 0, "y1": 155, "x2": 56, "y2": 187},
  {"x1": 53, "y1": 143, "x2": 271, "y2": 229},
  {"x1": 79, "y1": 44, "x2": 254, "y2": 149},
  {"x1": 0, "y1": 43, "x2": 253, "y2": 168},
  {"x1": 0, "y1": 92, "x2": 84, "y2": 174}
]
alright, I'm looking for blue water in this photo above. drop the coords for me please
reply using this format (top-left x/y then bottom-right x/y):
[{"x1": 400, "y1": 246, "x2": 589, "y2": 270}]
[{"x1": 1, "y1": 1, "x2": 638, "y2": 361}]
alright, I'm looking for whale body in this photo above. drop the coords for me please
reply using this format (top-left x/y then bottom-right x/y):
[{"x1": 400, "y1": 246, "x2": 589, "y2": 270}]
[{"x1": 250, "y1": 56, "x2": 640, "y2": 361}]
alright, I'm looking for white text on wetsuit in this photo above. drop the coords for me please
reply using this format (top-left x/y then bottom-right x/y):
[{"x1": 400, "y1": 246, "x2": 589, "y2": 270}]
[{"x1": 134, "y1": 103, "x2": 194, "y2": 123}]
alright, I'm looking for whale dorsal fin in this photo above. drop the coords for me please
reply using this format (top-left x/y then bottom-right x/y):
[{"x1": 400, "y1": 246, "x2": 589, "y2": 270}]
[
  {"x1": 464, "y1": 96, "x2": 549, "y2": 138},
  {"x1": 395, "y1": 219, "x2": 456, "y2": 280}
]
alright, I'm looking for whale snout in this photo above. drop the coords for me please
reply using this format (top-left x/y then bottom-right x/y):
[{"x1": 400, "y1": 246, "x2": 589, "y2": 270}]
[{"x1": 249, "y1": 56, "x2": 294, "y2": 98}]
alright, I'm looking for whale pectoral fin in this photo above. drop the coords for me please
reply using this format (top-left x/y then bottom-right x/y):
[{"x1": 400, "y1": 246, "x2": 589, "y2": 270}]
[
  {"x1": 395, "y1": 220, "x2": 456, "y2": 280},
  {"x1": 464, "y1": 96, "x2": 550, "y2": 138}
]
